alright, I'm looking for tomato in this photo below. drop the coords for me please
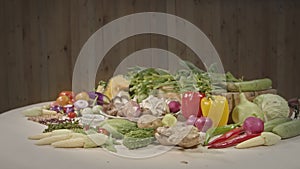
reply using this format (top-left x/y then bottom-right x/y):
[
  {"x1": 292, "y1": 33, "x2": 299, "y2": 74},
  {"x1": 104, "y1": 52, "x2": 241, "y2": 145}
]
[
  {"x1": 56, "y1": 95, "x2": 70, "y2": 106},
  {"x1": 59, "y1": 91, "x2": 75, "y2": 100},
  {"x1": 67, "y1": 112, "x2": 77, "y2": 118}
]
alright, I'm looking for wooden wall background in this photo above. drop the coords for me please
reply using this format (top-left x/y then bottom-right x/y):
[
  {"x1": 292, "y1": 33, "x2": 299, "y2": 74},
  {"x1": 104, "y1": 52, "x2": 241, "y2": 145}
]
[{"x1": 0, "y1": 0, "x2": 299, "y2": 113}]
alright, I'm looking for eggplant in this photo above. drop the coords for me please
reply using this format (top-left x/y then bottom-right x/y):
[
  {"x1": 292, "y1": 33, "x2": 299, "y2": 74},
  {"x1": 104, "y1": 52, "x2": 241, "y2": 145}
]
[{"x1": 88, "y1": 91, "x2": 110, "y2": 105}]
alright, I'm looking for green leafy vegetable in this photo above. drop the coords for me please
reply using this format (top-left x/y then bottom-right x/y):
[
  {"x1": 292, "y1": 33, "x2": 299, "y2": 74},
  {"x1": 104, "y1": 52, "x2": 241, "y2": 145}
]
[
  {"x1": 122, "y1": 128, "x2": 155, "y2": 149},
  {"x1": 253, "y1": 94, "x2": 290, "y2": 121},
  {"x1": 128, "y1": 68, "x2": 180, "y2": 102},
  {"x1": 43, "y1": 120, "x2": 82, "y2": 133}
]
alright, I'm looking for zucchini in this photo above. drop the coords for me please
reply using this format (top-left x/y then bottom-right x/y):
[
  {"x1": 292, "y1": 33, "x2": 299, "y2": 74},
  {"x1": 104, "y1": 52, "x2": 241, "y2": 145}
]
[
  {"x1": 264, "y1": 117, "x2": 292, "y2": 132},
  {"x1": 272, "y1": 120, "x2": 300, "y2": 139},
  {"x1": 227, "y1": 78, "x2": 272, "y2": 92}
]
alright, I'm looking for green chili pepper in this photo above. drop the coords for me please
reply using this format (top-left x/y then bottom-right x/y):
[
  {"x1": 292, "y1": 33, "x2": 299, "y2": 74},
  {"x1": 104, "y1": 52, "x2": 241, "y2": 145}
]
[{"x1": 204, "y1": 123, "x2": 241, "y2": 145}]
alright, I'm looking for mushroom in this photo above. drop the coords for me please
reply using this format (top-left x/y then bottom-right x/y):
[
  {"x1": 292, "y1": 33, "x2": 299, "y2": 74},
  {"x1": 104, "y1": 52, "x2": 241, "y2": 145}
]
[
  {"x1": 155, "y1": 124, "x2": 200, "y2": 148},
  {"x1": 140, "y1": 95, "x2": 169, "y2": 117}
]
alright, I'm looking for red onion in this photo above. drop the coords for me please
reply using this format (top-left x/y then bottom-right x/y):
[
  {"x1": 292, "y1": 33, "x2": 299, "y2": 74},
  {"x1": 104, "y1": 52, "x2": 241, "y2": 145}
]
[
  {"x1": 186, "y1": 115, "x2": 197, "y2": 125},
  {"x1": 168, "y1": 100, "x2": 181, "y2": 113},
  {"x1": 243, "y1": 116, "x2": 264, "y2": 134},
  {"x1": 194, "y1": 116, "x2": 213, "y2": 132}
]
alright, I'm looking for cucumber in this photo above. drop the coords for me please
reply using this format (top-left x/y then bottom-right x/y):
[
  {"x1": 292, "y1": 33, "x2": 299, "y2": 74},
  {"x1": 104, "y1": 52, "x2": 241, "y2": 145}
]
[
  {"x1": 272, "y1": 120, "x2": 300, "y2": 139},
  {"x1": 264, "y1": 117, "x2": 292, "y2": 132},
  {"x1": 227, "y1": 78, "x2": 272, "y2": 92}
]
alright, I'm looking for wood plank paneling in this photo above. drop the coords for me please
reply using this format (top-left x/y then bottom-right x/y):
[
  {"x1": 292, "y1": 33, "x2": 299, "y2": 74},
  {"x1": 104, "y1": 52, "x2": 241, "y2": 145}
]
[
  {"x1": 0, "y1": 0, "x2": 299, "y2": 113},
  {"x1": 0, "y1": 0, "x2": 9, "y2": 111}
]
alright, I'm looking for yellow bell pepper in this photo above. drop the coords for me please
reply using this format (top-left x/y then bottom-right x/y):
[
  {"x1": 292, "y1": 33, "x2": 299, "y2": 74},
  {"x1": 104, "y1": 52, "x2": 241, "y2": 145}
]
[{"x1": 201, "y1": 95, "x2": 229, "y2": 127}]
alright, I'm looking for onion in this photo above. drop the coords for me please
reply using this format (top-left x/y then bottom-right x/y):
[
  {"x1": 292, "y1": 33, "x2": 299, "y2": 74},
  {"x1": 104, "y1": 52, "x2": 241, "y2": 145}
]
[
  {"x1": 186, "y1": 115, "x2": 197, "y2": 125},
  {"x1": 194, "y1": 116, "x2": 213, "y2": 132},
  {"x1": 243, "y1": 116, "x2": 264, "y2": 134},
  {"x1": 168, "y1": 100, "x2": 181, "y2": 113},
  {"x1": 74, "y1": 100, "x2": 89, "y2": 109}
]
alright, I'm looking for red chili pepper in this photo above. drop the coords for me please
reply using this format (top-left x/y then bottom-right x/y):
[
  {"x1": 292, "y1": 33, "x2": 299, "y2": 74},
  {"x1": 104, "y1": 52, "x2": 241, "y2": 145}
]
[
  {"x1": 208, "y1": 127, "x2": 245, "y2": 145},
  {"x1": 207, "y1": 133, "x2": 261, "y2": 149}
]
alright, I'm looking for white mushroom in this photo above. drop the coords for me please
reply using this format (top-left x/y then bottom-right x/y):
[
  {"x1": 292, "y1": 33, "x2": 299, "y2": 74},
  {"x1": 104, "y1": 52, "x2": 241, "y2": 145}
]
[{"x1": 140, "y1": 95, "x2": 169, "y2": 116}]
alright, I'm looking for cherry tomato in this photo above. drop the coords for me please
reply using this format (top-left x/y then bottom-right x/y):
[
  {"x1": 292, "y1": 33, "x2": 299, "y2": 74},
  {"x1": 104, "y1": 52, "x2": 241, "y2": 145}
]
[
  {"x1": 59, "y1": 91, "x2": 75, "y2": 100},
  {"x1": 56, "y1": 95, "x2": 70, "y2": 106},
  {"x1": 67, "y1": 112, "x2": 77, "y2": 118}
]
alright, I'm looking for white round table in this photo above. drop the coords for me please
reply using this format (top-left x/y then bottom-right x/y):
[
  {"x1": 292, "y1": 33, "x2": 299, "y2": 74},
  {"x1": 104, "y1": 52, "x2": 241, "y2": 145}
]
[{"x1": 1, "y1": 102, "x2": 299, "y2": 169}]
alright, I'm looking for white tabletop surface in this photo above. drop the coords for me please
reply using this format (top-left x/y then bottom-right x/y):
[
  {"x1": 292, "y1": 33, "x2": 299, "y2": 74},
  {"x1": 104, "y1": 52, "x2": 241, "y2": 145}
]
[{"x1": 1, "y1": 102, "x2": 300, "y2": 169}]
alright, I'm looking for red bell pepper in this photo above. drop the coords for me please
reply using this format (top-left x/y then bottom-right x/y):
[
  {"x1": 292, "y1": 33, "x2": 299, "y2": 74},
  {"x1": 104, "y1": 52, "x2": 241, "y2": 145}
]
[{"x1": 181, "y1": 92, "x2": 205, "y2": 119}]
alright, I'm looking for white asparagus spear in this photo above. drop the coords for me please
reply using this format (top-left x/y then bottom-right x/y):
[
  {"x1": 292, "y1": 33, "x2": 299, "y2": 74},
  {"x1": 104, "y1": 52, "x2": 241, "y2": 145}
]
[
  {"x1": 35, "y1": 134, "x2": 72, "y2": 145},
  {"x1": 29, "y1": 129, "x2": 73, "y2": 140},
  {"x1": 235, "y1": 136, "x2": 265, "y2": 149},
  {"x1": 28, "y1": 132, "x2": 52, "y2": 140},
  {"x1": 51, "y1": 138, "x2": 85, "y2": 148},
  {"x1": 236, "y1": 132, "x2": 281, "y2": 149}
]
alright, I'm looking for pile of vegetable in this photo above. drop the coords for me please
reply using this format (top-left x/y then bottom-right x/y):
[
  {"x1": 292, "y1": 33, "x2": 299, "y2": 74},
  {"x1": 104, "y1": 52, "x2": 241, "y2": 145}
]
[{"x1": 23, "y1": 60, "x2": 300, "y2": 153}]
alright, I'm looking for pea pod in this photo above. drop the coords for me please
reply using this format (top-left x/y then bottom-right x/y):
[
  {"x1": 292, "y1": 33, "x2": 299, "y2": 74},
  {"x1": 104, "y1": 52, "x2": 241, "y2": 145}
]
[{"x1": 204, "y1": 123, "x2": 240, "y2": 145}]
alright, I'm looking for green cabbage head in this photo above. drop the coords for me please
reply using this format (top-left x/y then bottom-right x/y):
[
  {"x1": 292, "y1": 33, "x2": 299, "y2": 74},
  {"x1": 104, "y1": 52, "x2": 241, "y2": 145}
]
[{"x1": 253, "y1": 94, "x2": 290, "y2": 121}]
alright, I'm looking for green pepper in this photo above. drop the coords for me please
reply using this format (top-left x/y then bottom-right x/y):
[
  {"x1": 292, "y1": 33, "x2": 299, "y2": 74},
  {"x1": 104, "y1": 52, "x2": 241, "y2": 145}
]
[{"x1": 204, "y1": 123, "x2": 241, "y2": 145}]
